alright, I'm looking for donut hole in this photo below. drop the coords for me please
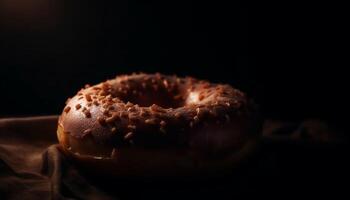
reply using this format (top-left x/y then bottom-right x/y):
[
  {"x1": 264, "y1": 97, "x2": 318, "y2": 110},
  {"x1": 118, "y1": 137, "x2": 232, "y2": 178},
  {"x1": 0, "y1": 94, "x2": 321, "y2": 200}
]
[{"x1": 118, "y1": 89, "x2": 186, "y2": 108}]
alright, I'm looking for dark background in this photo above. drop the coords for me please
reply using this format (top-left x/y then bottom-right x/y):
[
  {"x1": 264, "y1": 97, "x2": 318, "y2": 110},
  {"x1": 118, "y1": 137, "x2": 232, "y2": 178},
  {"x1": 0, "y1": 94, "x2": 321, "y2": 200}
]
[
  {"x1": 0, "y1": 1, "x2": 348, "y2": 198},
  {"x1": 0, "y1": 0, "x2": 346, "y2": 123}
]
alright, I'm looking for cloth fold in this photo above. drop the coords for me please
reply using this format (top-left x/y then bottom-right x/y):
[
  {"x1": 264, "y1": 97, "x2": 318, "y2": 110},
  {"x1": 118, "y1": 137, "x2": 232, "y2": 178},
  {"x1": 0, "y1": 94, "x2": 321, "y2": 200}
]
[
  {"x1": 0, "y1": 116, "x2": 348, "y2": 199},
  {"x1": 0, "y1": 116, "x2": 112, "y2": 200}
]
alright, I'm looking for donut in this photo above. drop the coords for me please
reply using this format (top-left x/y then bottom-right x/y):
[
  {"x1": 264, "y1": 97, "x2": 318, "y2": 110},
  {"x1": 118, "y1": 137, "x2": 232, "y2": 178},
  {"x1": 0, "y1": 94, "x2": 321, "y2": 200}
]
[{"x1": 57, "y1": 73, "x2": 261, "y2": 177}]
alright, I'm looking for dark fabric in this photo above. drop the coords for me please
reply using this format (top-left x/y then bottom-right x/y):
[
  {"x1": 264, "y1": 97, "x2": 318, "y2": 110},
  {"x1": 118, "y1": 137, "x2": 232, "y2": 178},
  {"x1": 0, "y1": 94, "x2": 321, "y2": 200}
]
[
  {"x1": 0, "y1": 116, "x2": 349, "y2": 199},
  {"x1": 0, "y1": 116, "x2": 112, "y2": 200}
]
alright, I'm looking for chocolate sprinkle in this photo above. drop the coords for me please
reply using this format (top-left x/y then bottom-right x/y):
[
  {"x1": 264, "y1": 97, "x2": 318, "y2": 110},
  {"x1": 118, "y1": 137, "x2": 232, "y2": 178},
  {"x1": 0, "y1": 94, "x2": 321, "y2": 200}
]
[
  {"x1": 64, "y1": 106, "x2": 71, "y2": 113},
  {"x1": 84, "y1": 110, "x2": 91, "y2": 118},
  {"x1": 124, "y1": 132, "x2": 134, "y2": 140},
  {"x1": 98, "y1": 116, "x2": 107, "y2": 126},
  {"x1": 75, "y1": 104, "x2": 81, "y2": 110}
]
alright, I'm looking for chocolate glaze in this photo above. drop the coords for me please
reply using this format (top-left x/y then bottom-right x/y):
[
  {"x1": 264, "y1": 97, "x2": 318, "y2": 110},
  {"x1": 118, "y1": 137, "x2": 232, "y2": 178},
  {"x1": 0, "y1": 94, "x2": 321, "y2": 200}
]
[{"x1": 58, "y1": 73, "x2": 260, "y2": 158}]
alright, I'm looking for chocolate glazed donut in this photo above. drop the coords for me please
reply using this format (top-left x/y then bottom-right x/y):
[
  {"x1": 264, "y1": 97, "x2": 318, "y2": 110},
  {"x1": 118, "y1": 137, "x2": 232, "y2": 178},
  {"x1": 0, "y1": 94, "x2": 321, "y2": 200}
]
[{"x1": 57, "y1": 73, "x2": 261, "y2": 177}]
